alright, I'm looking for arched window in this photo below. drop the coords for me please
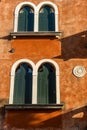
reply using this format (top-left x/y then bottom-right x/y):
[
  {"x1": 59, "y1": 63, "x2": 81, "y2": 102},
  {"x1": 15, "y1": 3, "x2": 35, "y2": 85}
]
[
  {"x1": 18, "y1": 6, "x2": 34, "y2": 31},
  {"x1": 13, "y1": 63, "x2": 32, "y2": 104},
  {"x1": 39, "y1": 6, "x2": 55, "y2": 31},
  {"x1": 37, "y1": 63, "x2": 56, "y2": 104},
  {"x1": 14, "y1": 2, "x2": 58, "y2": 32},
  {"x1": 9, "y1": 59, "x2": 60, "y2": 106}
]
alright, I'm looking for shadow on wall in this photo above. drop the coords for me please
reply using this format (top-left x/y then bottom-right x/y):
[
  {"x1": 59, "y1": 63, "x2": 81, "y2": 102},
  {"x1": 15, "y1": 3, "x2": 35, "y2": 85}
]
[
  {"x1": 2, "y1": 105, "x2": 87, "y2": 130},
  {"x1": 54, "y1": 30, "x2": 87, "y2": 60},
  {"x1": 1, "y1": 30, "x2": 87, "y2": 60}
]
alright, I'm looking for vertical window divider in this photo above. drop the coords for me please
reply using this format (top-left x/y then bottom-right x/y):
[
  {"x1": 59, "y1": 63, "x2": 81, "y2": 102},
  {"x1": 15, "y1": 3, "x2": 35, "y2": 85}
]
[{"x1": 34, "y1": 12, "x2": 38, "y2": 32}]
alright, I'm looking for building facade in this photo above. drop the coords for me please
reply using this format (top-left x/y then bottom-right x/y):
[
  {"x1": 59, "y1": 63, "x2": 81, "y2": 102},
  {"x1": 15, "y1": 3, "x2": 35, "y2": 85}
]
[{"x1": 0, "y1": 0, "x2": 87, "y2": 129}]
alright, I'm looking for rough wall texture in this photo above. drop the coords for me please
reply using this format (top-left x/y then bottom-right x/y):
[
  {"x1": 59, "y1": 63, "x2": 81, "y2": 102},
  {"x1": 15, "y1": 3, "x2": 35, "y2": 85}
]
[{"x1": 0, "y1": 0, "x2": 87, "y2": 129}]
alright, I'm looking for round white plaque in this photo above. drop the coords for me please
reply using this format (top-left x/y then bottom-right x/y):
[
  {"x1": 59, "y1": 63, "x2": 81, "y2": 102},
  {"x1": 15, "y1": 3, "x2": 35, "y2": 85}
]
[{"x1": 73, "y1": 66, "x2": 86, "y2": 77}]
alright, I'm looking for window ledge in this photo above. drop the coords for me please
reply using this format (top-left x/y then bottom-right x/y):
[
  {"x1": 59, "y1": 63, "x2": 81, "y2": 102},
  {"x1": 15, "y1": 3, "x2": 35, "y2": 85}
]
[
  {"x1": 10, "y1": 31, "x2": 62, "y2": 38},
  {"x1": 4, "y1": 104, "x2": 64, "y2": 110}
]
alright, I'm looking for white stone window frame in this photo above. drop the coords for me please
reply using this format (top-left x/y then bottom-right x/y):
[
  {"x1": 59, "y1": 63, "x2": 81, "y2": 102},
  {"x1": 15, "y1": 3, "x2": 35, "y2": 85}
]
[
  {"x1": 14, "y1": 2, "x2": 36, "y2": 32},
  {"x1": 14, "y1": 1, "x2": 59, "y2": 32},
  {"x1": 35, "y1": 59, "x2": 60, "y2": 104},
  {"x1": 9, "y1": 59, "x2": 60, "y2": 104},
  {"x1": 9, "y1": 59, "x2": 36, "y2": 104}
]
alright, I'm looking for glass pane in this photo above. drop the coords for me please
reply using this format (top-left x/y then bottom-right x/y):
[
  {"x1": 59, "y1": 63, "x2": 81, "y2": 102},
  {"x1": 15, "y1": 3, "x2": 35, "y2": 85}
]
[
  {"x1": 18, "y1": 6, "x2": 34, "y2": 31},
  {"x1": 13, "y1": 63, "x2": 32, "y2": 104},
  {"x1": 39, "y1": 6, "x2": 55, "y2": 31},
  {"x1": 37, "y1": 63, "x2": 56, "y2": 104}
]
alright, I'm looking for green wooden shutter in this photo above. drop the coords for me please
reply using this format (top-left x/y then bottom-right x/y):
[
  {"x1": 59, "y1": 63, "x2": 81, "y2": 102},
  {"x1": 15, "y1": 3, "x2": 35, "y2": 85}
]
[
  {"x1": 39, "y1": 6, "x2": 48, "y2": 31},
  {"x1": 25, "y1": 68, "x2": 32, "y2": 104},
  {"x1": 48, "y1": 66, "x2": 56, "y2": 103},
  {"x1": 13, "y1": 63, "x2": 32, "y2": 104},
  {"x1": 27, "y1": 7, "x2": 34, "y2": 31},
  {"x1": 13, "y1": 65, "x2": 26, "y2": 104},
  {"x1": 37, "y1": 63, "x2": 56, "y2": 104},
  {"x1": 48, "y1": 11, "x2": 55, "y2": 31},
  {"x1": 39, "y1": 6, "x2": 55, "y2": 31},
  {"x1": 18, "y1": 6, "x2": 34, "y2": 31},
  {"x1": 37, "y1": 64, "x2": 49, "y2": 104},
  {"x1": 18, "y1": 7, "x2": 27, "y2": 31}
]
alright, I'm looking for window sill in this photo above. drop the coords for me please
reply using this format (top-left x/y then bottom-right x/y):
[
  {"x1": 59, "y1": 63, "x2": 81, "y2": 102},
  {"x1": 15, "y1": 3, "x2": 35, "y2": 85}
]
[
  {"x1": 4, "y1": 104, "x2": 64, "y2": 110},
  {"x1": 10, "y1": 31, "x2": 62, "y2": 38}
]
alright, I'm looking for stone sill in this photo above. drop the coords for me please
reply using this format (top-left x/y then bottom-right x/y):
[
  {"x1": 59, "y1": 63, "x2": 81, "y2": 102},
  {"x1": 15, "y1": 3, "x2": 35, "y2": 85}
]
[
  {"x1": 4, "y1": 104, "x2": 64, "y2": 110},
  {"x1": 10, "y1": 31, "x2": 62, "y2": 38}
]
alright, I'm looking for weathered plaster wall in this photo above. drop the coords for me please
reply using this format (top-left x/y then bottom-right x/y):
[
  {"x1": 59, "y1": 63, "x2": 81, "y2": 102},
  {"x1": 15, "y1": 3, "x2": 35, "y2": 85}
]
[{"x1": 0, "y1": 0, "x2": 87, "y2": 129}]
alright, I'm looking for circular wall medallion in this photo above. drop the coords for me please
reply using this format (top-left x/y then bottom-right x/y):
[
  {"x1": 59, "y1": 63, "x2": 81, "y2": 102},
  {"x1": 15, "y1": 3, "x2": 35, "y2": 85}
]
[{"x1": 73, "y1": 66, "x2": 86, "y2": 77}]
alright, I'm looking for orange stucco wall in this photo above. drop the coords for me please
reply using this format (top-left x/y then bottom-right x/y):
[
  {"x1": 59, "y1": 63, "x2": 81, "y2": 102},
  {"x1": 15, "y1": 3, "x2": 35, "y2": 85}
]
[{"x1": 0, "y1": 0, "x2": 87, "y2": 129}]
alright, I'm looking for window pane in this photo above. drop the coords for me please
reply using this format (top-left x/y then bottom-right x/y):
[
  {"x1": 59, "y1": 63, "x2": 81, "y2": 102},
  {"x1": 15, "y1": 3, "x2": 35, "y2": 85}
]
[
  {"x1": 39, "y1": 6, "x2": 55, "y2": 31},
  {"x1": 37, "y1": 63, "x2": 56, "y2": 104},
  {"x1": 13, "y1": 63, "x2": 32, "y2": 104},
  {"x1": 18, "y1": 6, "x2": 34, "y2": 31}
]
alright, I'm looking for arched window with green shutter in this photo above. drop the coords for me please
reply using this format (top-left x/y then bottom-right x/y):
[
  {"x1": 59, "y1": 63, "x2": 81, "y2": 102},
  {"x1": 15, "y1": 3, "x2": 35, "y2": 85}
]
[
  {"x1": 39, "y1": 6, "x2": 55, "y2": 31},
  {"x1": 18, "y1": 6, "x2": 34, "y2": 31},
  {"x1": 13, "y1": 63, "x2": 32, "y2": 104},
  {"x1": 37, "y1": 63, "x2": 56, "y2": 104}
]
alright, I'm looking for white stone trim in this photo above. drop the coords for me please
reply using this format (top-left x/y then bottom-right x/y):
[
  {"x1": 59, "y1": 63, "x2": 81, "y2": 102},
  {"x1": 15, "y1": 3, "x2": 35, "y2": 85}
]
[
  {"x1": 14, "y1": 2, "x2": 36, "y2": 32},
  {"x1": 36, "y1": 59, "x2": 60, "y2": 104},
  {"x1": 14, "y1": 1, "x2": 59, "y2": 32},
  {"x1": 9, "y1": 59, "x2": 36, "y2": 104},
  {"x1": 9, "y1": 59, "x2": 60, "y2": 104},
  {"x1": 36, "y1": 1, "x2": 58, "y2": 14}
]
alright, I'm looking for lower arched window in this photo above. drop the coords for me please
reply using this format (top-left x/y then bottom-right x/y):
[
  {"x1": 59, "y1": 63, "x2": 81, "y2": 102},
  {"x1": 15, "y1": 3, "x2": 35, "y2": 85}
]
[
  {"x1": 13, "y1": 63, "x2": 32, "y2": 104},
  {"x1": 37, "y1": 63, "x2": 56, "y2": 104},
  {"x1": 9, "y1": 59, "x2": 60, "y2": 105}
]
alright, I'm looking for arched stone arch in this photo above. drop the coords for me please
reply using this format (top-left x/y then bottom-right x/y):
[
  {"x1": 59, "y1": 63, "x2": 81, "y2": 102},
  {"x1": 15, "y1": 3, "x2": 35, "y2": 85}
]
[
  {"x1": 9, "y1": 59, "x2": 35, "y2": 104},
  {"x1": 36, "y1": 1, "x2": 58, "y2": 14},
  {"x1": 36, "y1": 59, "x2": 59, "y2": 75},
  {"x1": 14, "y1": 2, "x2": 36, "y2": 32}
]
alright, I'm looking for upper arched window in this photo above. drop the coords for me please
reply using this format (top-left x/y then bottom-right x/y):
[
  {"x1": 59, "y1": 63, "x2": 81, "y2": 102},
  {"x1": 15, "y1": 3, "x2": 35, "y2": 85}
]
[
  {"x1": 14, "y1": 2, "x2": 59, "y2": 32},
  {"x1": 18, "y1": 6, "x2": 34, "y2": 31},
  {"x1": 39, "y1": 6, "x2": 55, "y2": 31}
]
